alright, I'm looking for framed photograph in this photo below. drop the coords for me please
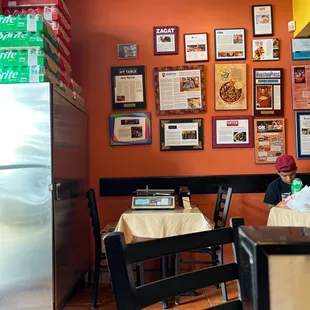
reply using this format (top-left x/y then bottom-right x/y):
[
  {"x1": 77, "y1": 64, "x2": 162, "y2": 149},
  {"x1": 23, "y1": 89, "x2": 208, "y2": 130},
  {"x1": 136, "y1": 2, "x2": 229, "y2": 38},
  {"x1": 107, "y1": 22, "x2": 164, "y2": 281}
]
[
  {"x1": 252, "y1": 38, "x2": 279, "y2": 61},
  {"x1": 292, "y1": 65, "x2": 310, "y2": 110},
  {"x1": 154, "y1": 65, "x2": 206, "y2": 115},
  {"x1": 160, "y1": 118, "x2": 203, "y2": 151},
  {"x1": 215, "y1": 64, "x2": 247, "y2": 110},
  {"x1": 111, "y1": 65, "x2": 146, "y2": 110},
  {"x1": 253, "y1": 68, "x2": 283, "y2": 117},
  {"x1": 214, "y1": 28, "x2": 246, "y2": 60},
  {"x1": 117, "y1": 43, "x2": 137, "y2": 59},
  {"x1": 254, "y1": 118, "x2": 286, "y2": 164},
  {"x1": 109, "y1": 112, "x2": 151, "y2": 146},
  {"x1": 153, "y1": 26, "x2": 178, "y2": 55},
  {"x1": 252, "y1": 5, "x2": 274, "y2": 37},
  {"x1": 296, "y1": 111, "x2": 310, "y2": 159},
  {"x1": 292, "y1": 38, "x2": 310, "y2": 60},
  {"x1": 184, "y1": 33, "x2": 208, "y2": 62},
  {"x1": 212, "y1": 115, "x2": 253, "y2": 149}
]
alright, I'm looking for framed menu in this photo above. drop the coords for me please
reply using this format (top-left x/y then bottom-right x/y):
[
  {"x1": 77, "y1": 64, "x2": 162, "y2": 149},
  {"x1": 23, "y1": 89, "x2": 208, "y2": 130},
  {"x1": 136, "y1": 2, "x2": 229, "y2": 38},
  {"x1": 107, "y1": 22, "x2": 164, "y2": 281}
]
[
  {"x1": 160, "y1": 118, "x2": 203, "y2": 151},
  {"x1": 253, "y1": 68, "x2": 283, "y2": 117},
  {"x1": 252, "y1": 5, "x2": 274, "y2": 37},
  {"x1": 296, "y1": 111, "x2": 310, "y2": 159},
  {"x1": 292, "y1": 65, "x2": 310, "y2": 110},
  {"x1": 153, "y1": 26, "x2": 178, "y2": 55},
  {"x1": 252, "y1": 38, "x2": 279, "y2": 61},
  {"x1": 212, "y1": 115, "x2": 253, "y2": 149},
  {"x1": 154, "y1": 65, "x2": 206, "y2": 115},
  {"x1": 111, "y1": 65, "x2": 146, "y2": 110},
  {"x1": 214, "y1": 28, "x2": 246, "y2": 60},
  {"x1": 184, "y1": 33, "x2": 208, "y2": 62},
  {"x1": 215, "y1": 64, "x2": 247, "y2": 110},
  {"x1": 292, "y1": 38, "x2": 310, "y2": 60},
  {"x1": 254, "y1": 118, "x2": 285, "y2": 164}
]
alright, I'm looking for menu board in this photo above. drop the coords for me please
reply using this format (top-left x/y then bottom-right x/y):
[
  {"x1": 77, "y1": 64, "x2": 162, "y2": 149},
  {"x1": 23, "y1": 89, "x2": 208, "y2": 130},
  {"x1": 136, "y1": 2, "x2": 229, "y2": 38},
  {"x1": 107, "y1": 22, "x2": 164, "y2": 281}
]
[
  {"x1": 215, "y1": 64, "x2": 247, "y2": 110},
  {"x1": 292, "y1": 65, "x2": 310, "y2": 110},
  {"x1": 254, "y1": 118, "x2": 286, "y2": 164}
]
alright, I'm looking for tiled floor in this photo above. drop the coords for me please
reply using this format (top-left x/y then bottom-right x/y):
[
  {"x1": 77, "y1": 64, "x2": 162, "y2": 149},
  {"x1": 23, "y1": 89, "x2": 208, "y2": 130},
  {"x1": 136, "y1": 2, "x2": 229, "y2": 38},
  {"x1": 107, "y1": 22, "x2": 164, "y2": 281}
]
[{"x1": 64, "y1": 281, "x2": 239, "y2": 309}]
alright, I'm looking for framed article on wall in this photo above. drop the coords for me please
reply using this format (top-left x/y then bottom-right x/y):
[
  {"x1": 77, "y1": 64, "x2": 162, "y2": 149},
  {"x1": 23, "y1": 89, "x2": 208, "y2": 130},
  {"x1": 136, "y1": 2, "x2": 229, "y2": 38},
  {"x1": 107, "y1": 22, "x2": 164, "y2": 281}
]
[
  {"x1": 184, "y1": 33, "x2": 208, "y2": 63},
  {"x1": 295, "y1": 111, "x2": 310, "y2": 159},
  {"x1": 110, "y1": 65, "x2": 146, "y2": 110},
  {"x1": 291, "y1": 65, "x2": 310, "y2": 110},
  {"x1": 160, "y1": 118, "x2": 203, "y2": 151},
  {"x1": 252, "y1": 4, "x2": 274, "y2": 37},
  {"x1": 154, "y1": 65, "x2": 206, "y2": 115},
  {"x1": 153, "y1": 26, "x2": 179, "y2": 55}
]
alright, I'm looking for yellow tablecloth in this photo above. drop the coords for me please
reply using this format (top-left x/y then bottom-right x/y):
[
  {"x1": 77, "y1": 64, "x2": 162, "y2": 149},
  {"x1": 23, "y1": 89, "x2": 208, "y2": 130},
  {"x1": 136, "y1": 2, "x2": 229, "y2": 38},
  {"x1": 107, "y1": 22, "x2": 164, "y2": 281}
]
[
  {"x1": 267, "y1": 207, "x2": 310, "y2": 227},
  {"x1": 115, "y1": 207, "x2": 213, "y2": 243}
]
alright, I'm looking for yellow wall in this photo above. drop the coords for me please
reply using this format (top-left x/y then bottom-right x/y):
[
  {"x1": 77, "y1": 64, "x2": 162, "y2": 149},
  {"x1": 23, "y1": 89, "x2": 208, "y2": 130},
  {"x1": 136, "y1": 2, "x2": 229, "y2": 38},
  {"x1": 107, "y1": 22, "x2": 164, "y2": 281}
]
[{"x1": 293, "y1": 0, "x2": 310, "y2": 37}]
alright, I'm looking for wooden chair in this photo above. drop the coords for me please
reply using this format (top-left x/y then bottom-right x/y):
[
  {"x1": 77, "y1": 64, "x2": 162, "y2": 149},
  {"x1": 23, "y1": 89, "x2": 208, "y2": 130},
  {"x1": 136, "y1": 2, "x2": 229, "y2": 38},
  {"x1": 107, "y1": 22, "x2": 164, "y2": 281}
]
[
  {"x1": 104, "y1": 217, "x2": 245, "y2": 310},
  {"x1": 85, "y1": 189, "x2": 144, "y2": 308},
  {"x1": 175, "y1": 185, "x2": 233, "y2": 303}
]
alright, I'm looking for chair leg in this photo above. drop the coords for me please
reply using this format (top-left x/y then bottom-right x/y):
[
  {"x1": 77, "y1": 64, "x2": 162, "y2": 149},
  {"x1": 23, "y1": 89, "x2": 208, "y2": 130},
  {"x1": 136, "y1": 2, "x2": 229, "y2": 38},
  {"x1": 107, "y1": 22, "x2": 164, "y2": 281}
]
[
  {"x1": 219, "y1": 245, "x2": 228, "y2": 302},
  {"x1": 136, "y1": 264, "x2": 141, "y2": 286},
  {"x1": 161, "y1": 256, "x2": 168, "y2": 309},
  {"x1": 139, "y1": 262, "x2": 145, "y2": 285},
  {"x1": 91, "y1": 253, "x2": 101, "y2": 309},
  {"x1": 175, "y1": 253, "x2": 180, "y2": 305}
]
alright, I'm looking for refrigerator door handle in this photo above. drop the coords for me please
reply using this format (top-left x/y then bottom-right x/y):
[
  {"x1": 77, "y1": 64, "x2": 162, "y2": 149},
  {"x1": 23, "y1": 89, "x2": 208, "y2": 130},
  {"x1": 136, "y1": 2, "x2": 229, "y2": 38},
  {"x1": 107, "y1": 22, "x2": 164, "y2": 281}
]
[{"x1": 55, "y1": 182, "x2": 61, "y2": 200}]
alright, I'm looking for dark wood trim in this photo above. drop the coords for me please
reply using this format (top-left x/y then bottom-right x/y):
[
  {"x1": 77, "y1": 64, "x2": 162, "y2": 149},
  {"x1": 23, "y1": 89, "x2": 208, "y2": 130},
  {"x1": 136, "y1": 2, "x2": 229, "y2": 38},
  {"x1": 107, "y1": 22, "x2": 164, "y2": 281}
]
[{"x1": 99, "y1": 173, "x2": 310, "y2": 196}]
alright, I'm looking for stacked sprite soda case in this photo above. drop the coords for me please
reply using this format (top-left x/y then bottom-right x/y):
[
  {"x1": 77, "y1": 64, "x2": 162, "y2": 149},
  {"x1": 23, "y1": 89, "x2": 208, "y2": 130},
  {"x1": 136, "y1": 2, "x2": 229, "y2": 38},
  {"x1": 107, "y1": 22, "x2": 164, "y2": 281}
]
[{"x1": 0, "y1": 0, "x2": 84, "y2": 106}]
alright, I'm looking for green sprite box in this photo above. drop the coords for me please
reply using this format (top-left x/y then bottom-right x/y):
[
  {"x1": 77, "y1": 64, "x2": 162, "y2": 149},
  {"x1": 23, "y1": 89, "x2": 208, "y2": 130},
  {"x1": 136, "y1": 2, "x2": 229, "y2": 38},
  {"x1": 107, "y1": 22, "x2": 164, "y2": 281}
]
[
  {"x1": 0, "y1": 65, "x2": 59, "y2": 84},
  {"x1": 291, "y1": 178, "x2": 303, "y2": 193},
  {"x1": 0, "y1": 15, "x2": 57, "y2": 47}
]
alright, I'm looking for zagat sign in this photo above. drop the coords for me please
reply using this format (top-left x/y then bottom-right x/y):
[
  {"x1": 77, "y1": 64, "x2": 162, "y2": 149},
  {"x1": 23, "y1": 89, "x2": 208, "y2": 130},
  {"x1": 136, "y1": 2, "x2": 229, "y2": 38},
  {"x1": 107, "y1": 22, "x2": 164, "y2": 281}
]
[
  {"x1": 118, "y1": 68, "x2": 137, "y2": 75},
  {"x1": 156, "y1": 27, "x2": 175, "y2": 34}
]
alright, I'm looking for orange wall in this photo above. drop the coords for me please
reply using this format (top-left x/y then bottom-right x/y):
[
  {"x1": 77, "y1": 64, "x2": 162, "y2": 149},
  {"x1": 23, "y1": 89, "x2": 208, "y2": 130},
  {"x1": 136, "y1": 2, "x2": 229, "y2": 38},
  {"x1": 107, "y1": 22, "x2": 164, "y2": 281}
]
[{"x1": 65, "y1": 0, "x2": 308, "y2": 263}]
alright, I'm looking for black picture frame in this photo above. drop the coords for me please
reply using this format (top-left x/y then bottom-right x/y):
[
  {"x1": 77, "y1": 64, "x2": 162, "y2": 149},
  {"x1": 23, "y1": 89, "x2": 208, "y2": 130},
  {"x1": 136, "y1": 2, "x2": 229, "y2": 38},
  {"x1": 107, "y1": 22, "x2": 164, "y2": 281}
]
[
  {"x1": 184, "y1": 33, "x2": 209, "y2": 63},
  {"x1": 295, "y1": 111, "x2": 310, "y2": 159},
  {"x1": 160, "y1": 118, "x2": 203, "y2": 151},
  {"x1": 252, "y1": 4, "x2": 274, "y2": 37},
  {"x1": 111, "y1": 65, "x2": 146, "y2": 110},
  {"x1": 214, "y1": 28, "x2": 246, "y2": 61}
]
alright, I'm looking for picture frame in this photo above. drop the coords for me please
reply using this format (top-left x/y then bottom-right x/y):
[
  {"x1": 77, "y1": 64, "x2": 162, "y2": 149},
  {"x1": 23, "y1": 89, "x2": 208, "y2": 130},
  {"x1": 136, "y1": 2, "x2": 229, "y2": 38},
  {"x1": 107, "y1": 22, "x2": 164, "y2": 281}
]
[
  {"x1": 292, "y1": 38, "x2": 310, "y2": 60},
  {"x1": 252, "y1": 38, "x2": 279, "y2": 61},
  {"x1": 111, "y1": 65, "x2": 146, "y2": 110},
  {"x1": 214, "y1": 28, "x2": 246, "y2": 61},
  {"x1": 212, "y1": 115, "x2": 253, "y2": 149},
  {"x1": 252, "y1": 68, "x2": 284, "y2": 117},
  {"x1": 153, "y1": 25, "x2": 178, "y2": 55},
  {"x1": 184, "y1": 33, "x2": 208, "y2": 62},
  {"x1": 154, "y1": 65, "x2": 206, "y2": 115},
  {"x1": 252, "y1": 4, "x2": 274, "y2": 37},
  {"x1": 117, "y1": 43, "x2": 137, "y2": 59},
  {"x1": 254, "y1": 118, "x2": 286, "y2": 164},
  {"x1": 295, "y1": 111, "x2": 310, "y2": 159},
  {"x1": 109, "y1": 112, "x2": 152, "y2": 146},
  {"x1": 292, "y1": 65, "x2": 310, "y2": 110},
  {"x1": 214, "y1": 64, "x2": 247, "y2": 111},
  {"x1": 160, "y1": 118, "x2": 203, "y2": 151}
]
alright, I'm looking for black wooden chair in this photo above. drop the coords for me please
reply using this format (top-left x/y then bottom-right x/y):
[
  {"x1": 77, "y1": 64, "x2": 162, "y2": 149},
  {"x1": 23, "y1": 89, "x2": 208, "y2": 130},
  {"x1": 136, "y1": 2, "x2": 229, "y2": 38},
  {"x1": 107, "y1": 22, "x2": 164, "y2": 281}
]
[
  {"x1": 85, "y1": 189, "x2": 144, "y2": 308},
  {"x1": 104, "y1": 217, "x2": 245, "y2": 310},
  {"x1": 175, "y1": 186, "x2": 233, "y2": 303}
]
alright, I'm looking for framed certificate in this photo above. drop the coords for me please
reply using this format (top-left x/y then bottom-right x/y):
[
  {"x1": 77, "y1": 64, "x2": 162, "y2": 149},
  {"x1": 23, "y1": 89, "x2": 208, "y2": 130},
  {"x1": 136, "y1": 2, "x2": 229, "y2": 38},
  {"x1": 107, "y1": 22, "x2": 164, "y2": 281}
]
[
  {"x1": 254, "y1": 118, "x2": 286, "y2": 164},
  {"x1": 252, "y1": 5, "x2": 274, "y2": 37},
  {"x1": 212, "y1": 115, "x2": 253, "y2": 149},
  {"x1": 214, "y1": 28, "x2": 246, "y2": 60},
  {"x1": 153, "y1": 26, "x2": 178, "y2": 55},
  {"x1": 291, "y1": 65, "x2": 310, "y2": 110},
  {"x1": 111, "y1": 66, "x2": 146, "y2": 110},
  {"x1": 154, "y1": 65, "x2": 206, "y2": 115},
  {"x1": 296, "y1": 111, "x2": 310, "y2": 159},
  {"x1": 184, "y1": 33, "x2": 208, "y2": 62},
  {"x1": 160, "y1": 118, "x2": 203, "y2": 151},
  {"x1": 253, "y1": 68, "x2": 283, "y2": 117}
]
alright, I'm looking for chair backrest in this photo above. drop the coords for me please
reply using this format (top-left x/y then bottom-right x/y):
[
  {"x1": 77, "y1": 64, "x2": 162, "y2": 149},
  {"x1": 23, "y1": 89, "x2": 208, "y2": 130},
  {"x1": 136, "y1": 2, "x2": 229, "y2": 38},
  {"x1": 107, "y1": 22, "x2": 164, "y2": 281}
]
[
  {"x1": 104, "y1": 217, "x2": 245, "y2": 310},
  {"x1": 213, "y1": 186, "x2": 233, "y2": 229},
  {"x1": 85, "y1": 189, "x2": 102, "y2": 255}
]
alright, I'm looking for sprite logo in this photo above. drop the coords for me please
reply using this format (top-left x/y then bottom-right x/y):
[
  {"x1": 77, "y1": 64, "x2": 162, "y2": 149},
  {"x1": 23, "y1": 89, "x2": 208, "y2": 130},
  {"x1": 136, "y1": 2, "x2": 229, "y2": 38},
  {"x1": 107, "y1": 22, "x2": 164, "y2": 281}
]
[
  {"x1": 0, "y1": 32, "x2": 28, "y2": 41},
  {"x1": 0, "y1": 16, "x2": 17, "y2": 24},
  {"x1": 0, "y1": 50, "x2": 17, "y2": 60},
  {"x1": 0, "y1": 69, "x2": 18, "y2": 80}
]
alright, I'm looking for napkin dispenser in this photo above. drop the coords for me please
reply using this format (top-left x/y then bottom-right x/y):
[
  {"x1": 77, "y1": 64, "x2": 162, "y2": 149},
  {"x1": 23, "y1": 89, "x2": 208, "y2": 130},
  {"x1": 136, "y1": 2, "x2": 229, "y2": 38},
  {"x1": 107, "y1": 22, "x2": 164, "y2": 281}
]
[
  {"x1": 178, "y1": 186, "x2": 191, "y2": 208},
  {"x1": 237, "y1": 226, "x2": 310, "y2": 310}
]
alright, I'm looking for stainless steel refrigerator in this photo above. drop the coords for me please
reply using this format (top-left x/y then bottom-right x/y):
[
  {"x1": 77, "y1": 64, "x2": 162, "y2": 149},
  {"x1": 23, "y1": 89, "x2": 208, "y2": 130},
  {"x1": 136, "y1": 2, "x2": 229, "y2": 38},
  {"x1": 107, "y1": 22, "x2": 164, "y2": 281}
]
[{"x1": 0, "y1": 83, "x2": 90, "y2": 309}]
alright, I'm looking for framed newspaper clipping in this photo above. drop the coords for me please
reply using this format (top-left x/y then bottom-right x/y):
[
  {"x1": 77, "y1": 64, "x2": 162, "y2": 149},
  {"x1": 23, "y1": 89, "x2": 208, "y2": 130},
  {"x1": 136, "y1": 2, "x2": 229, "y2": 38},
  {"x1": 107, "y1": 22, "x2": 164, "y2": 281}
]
[
  {"x1": 111, "y1": 65, "x2": 146, "y2": 110},
  {"x1": 109, "y1": 112, "x2": 152, "y2": 146},
  {"x1": 153, "y1": 26, "x2": 178, "y2": 55},
  {"x1": 253, "y1": 68, "x2": 283, "y2": 117},
  {"x1": 160, "y1": 118, "x2": 203, "y2": 151},
  {"x1": 154, "y1": 65, "x2": 206, "y2": 115},
  {"x1": 296, "y1": 111, "x2": 310, "y2": 159},
  {"x1": 291, "y1": 65, "x2": 310, "y2": 110},
  {"x1": 252, "y1": 4, "x2": 274, "y2": 37}
]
